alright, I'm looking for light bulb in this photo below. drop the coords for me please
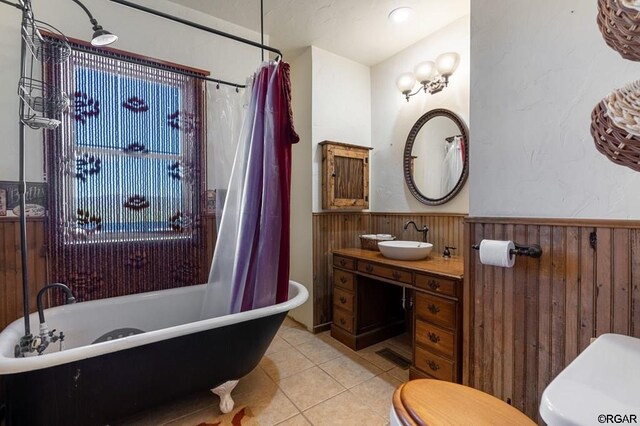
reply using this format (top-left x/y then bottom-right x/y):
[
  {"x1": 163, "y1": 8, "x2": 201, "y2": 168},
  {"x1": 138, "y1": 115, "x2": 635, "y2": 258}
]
[
  {"x1": 396, "y1": 73, "x2": 416, "y2": 94},
  {"x1": 414, "y1": 61, "x2": 436, "y2": 83},
  {"x1": 436, "y1": 52, "x2": 460, "y2": 77},
  {"x1": 388, "y1": 7, "x2": 412, "y2": 23}
]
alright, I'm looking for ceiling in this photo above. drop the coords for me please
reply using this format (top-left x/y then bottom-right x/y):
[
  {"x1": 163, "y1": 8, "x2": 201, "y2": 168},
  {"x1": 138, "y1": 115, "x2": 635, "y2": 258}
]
[{"x1": 168, "y1": 0, "x2": 469, "y2": 66}]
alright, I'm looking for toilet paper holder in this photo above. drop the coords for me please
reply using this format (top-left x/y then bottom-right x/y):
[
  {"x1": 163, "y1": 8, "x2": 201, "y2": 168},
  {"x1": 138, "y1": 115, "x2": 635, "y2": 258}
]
[{"x1": 471, "y1": 242, "x2": 542, "y2": 259}]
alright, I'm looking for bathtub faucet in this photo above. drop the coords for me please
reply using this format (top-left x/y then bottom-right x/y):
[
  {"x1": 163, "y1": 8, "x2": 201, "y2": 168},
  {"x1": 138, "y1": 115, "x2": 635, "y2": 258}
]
[
  {"x1": 404, "y1": 220, "x2": 429, "y2": 242},
  {"x1": 14, "y1": 283, "x2": 76, "y2": 357}
]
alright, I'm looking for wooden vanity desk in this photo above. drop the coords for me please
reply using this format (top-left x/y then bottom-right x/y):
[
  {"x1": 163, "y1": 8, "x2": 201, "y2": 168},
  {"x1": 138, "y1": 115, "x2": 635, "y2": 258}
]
[{"x1": 331, "y1": 247, "x2": 464, "y2": 383}]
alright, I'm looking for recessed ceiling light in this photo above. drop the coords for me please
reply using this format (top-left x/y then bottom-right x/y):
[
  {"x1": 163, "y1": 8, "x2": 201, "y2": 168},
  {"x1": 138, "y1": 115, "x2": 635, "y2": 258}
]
[{"x1": 388, "y1": 7, "x2": 412, "y2": 23}]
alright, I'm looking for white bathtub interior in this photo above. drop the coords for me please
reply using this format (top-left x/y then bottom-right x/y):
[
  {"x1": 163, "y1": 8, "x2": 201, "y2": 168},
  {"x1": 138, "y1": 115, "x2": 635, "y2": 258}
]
[{"x1": 0, "y1": 281, "x2": 308, "y2": 373}]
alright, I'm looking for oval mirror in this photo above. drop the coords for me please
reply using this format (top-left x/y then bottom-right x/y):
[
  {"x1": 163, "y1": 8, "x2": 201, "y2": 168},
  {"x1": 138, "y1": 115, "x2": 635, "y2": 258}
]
[{"x1": 403, "y1": 109, "x2": 469, "y2": 205}]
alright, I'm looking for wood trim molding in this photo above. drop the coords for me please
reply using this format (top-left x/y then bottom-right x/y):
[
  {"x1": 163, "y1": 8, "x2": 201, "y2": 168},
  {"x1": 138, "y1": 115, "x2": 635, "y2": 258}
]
[
  {"x1": 40, "y1": 30, "x2": 211, "y2": 76},
  {"x1": 312, "y1": 212, "x2": 468, "y2": 217},
  {"x1": 0, "y1": 217, "x2": 46, "y2": 223},
  {"x1": 467, "y1": 216, "x2": 640, "y2": 228}
]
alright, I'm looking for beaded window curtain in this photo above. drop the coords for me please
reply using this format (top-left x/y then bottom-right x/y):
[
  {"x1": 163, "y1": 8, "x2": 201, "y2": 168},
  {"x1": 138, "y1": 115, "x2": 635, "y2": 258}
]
[{"x1": 44, "y1": 41, "x2": 207, "y2": 302}]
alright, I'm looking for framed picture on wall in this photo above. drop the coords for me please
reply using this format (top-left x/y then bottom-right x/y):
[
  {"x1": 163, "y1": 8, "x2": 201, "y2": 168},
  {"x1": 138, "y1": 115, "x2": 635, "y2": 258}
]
[
  {"x1": 205, "y1": 189, "x2": 216, "y2": 215},
  {"x1": 0, "y1": 181, "x2": 47, "y2": 218},
  {"x1": 0, "y1": 189, "x2": 6, "y2": 217}
]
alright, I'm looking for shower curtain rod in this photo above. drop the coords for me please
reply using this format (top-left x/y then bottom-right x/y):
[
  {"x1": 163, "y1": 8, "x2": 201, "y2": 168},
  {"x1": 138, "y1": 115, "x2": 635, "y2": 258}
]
[
  {"x1": 108, "y1": 0, "x2": 283, "y2": 60},
  {"x1": 1, "y1": 0, "x2": 282, "y2": 89},
  {"x1": 70, "y1": 43, "x2": 249, "y2": 89}
]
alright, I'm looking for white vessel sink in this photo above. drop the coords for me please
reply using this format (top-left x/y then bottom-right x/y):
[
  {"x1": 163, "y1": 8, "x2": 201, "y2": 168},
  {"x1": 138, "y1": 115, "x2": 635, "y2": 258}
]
[
  {"x1": 377, "y1": 241, "x2": 433, "y2": 261},
  {"x1": 540, "y1": 334, "x2": 640, "y2": 426}
]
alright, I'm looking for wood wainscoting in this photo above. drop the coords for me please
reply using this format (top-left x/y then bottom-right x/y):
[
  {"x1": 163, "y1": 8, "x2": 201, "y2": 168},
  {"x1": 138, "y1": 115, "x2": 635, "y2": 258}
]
[
  {"x1": 0, "y1": 218, "x2": 48, "y2": 331},
  {"x1": 312, "y1": 212, "x2": 466, "y2": 330},
  {"x1": 0, "y1": 215, "x2": 217, "y2": 331},
  {"x1": 464, "y1": 217, "x2": 640, "y2": 422}
]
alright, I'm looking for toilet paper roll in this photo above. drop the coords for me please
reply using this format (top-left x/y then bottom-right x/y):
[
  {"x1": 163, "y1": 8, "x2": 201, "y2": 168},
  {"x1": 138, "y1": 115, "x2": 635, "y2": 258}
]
[{"x1": 479, "y1": 239, "x2": 516, "y2": 268}]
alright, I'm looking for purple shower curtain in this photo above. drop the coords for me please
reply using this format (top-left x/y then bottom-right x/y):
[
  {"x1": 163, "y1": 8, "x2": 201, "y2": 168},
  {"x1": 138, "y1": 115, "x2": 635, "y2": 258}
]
[{"x1": 207, "y1": 60, "x2": 298, "y2": 314}]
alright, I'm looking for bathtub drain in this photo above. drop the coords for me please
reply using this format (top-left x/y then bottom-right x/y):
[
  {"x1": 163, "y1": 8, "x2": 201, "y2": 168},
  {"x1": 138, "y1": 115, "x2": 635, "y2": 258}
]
[{"x1": 92, "y1": 328, "x2": 145, "y2": 344}]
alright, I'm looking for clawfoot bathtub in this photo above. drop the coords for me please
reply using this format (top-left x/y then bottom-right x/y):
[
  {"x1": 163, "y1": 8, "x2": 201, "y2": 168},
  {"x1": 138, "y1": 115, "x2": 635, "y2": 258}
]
[{"x1": 0, "y1": 280, "x2": 308, "y2": 426}]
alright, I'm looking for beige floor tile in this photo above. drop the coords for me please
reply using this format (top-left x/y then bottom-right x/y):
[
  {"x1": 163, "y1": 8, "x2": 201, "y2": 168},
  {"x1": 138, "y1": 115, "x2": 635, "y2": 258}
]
[
  {"x1": 278, "y1": 366, "x2": 346, "y2": 411},
  {"x1": 297, "y1": 337, "x2": 349, "y2": 365},
  {"x1": 384, "y1": 335, "x2": 412, "y2": 360},
  {"x1": 278, "y1": 326, "x2": 316, "y2": 347},
  {"x1": 166, "y1": 388, "x2": 299, "y2": 426},
  {"x1": 348, "y1": 373, "x2": 402, "y2": 419},
  {"x1": 276, "y1": 413, "x2": 312, "y2": 425},
  {"x1": 266, "y1": 335, "x2": 295, "y2": 355},
  {"x1": 233, "y1": 366, "x2": 277, "y2": 398},
  {"x1": 260, "y1": 347, "x2": 314, "y2": 381},
  {"x1": 282, "y1": 316, "x2": 304, "y2": 328},
  {"x1": 303, "y1": 391, "x2": 387, "y2": 426},
  {"x1": 387, "y1": 366, "x2": 410, "y2": 383},
  {"x1": 356, "y1": 345, "x2": 399, "y2": 372},
  {"x1": 111, "y1": 391, "x2": 216, "y2": 425},
  {"x1": 319, "y1": 354, "x2": 383, "y2": 389}
]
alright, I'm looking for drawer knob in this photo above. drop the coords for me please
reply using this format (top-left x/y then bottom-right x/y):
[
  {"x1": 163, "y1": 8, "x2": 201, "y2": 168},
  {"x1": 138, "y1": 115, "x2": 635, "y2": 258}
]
[
  {"x1": 339, "y1": 276, "x2": 348, "y2": 284},
  {"x1": 428, "y1": 304, "x2": 440, "y2": 314},
  {"x1": 365, "y1": 264, "x2": 374, "y2": 273},
  {"x1": 339, "y1": 259, "x2": 347, "y2": 267},
  {"x1": 427, "y1": 332, "x2": 440, "y2": 343},
  {"x1": 426, "y1": 360, "x2": 440, "y2": 371},
  {"x1": 428, "y1": 279, "x2": 440, "y2": 291},
  {"x1": 339, "y1": 318, "x2": 346, "y2": 325},
  {"x1": 392, "y1": 271, "x2": 402, "y2": 280},
  {"x1": 339, "y1": 296, "x2": 347, "y2": 304}
]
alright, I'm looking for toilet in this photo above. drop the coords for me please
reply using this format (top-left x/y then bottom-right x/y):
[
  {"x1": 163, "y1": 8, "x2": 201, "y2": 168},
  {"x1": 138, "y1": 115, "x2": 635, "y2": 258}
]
[{"x1": 390, "y1": 379, "x2": 536, "y2": 426}]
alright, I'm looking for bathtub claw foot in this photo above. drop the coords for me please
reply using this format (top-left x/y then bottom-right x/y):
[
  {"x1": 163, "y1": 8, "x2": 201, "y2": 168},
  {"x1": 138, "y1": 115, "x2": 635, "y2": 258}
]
[{"x1": 211, "y1": 380, "x2": 239, "y2": 414}]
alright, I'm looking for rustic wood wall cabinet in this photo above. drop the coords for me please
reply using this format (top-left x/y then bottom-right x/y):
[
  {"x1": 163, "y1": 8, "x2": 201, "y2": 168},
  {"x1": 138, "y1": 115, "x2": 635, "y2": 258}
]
[
  {"x1": 320, "y1": 141, "x2": 372, "y2": 210},
  {"x1": 331, "y1": 248, "x2": 464, "y2": 382}
]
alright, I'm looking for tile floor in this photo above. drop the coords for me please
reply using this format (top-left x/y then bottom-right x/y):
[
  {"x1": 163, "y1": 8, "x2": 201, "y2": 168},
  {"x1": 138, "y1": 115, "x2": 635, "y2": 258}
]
[{"x1": 114, "y1": 317, "x2": 412, "y2": 425}]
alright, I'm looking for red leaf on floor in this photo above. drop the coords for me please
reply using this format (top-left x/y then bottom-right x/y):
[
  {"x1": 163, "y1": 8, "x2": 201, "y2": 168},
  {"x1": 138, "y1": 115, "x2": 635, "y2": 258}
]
[
  {"x1": 232, "y1": 407, "x2": 247, "y2": 426},
  {"x1": 196, "y1": 422, "x2": 220, "y2": 426}
]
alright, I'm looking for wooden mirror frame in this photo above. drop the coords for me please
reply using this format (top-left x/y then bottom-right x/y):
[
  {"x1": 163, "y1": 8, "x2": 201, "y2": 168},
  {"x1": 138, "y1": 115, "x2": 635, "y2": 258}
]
[{"x1": 403, "y1": 108, "x2": 469, "y2": 206}]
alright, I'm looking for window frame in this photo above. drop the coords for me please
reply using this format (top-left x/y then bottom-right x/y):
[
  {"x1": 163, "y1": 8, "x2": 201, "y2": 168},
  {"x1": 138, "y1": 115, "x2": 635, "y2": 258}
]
[{"x1": 43, "y1": 33, "x2": 209, "y2": 245}]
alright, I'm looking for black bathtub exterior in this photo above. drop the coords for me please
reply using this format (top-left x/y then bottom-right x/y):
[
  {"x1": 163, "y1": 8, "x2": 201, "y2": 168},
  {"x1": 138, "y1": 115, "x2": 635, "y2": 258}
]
[{"x1": 2, "y1": 311, "x2": 286, "y2": 426}]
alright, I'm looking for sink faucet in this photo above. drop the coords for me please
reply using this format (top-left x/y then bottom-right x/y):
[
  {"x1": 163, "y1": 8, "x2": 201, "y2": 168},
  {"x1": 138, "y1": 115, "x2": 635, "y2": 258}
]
[
  {"x1": 14, "y1": 283, "x2": 76, "y2": 357},
  {"x1": 404, "y1": 221, "x2": 429, "y2": 242}
]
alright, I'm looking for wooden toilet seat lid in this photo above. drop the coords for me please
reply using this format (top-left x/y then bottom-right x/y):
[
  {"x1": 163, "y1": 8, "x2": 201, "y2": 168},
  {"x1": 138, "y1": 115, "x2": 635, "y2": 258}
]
[{"x1": 392, "y1": 379, "x2": 535, "y2": 426}]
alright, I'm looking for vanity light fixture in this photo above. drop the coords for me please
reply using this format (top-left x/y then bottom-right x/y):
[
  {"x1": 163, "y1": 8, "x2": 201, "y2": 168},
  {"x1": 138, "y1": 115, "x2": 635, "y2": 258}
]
[{"x1": 396, "y1": 52, "x2": 460, "y2": 101}]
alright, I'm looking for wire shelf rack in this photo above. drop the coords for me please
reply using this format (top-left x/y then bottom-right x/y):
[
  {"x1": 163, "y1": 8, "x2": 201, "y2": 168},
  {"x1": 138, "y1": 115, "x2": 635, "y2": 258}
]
[
  {"x1": 18, "y1": 77, "x2": 69, "y2": 129},
  {"x1": 21, "y1": 17, "x2": 72, "y2": 64}
]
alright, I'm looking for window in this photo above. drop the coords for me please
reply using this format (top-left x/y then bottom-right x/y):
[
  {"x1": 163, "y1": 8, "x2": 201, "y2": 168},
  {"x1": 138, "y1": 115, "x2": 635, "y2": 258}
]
[
  {"x1": 48, "y1": 46, "x2": 205, "y2": 243},
  {"x1": 44, "y1": 40, "x2": 208, "y2": 301}
]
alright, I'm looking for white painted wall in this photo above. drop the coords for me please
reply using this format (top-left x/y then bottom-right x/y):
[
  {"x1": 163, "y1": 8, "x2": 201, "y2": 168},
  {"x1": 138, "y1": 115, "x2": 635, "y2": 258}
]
[
  {"x1": 288, "y1": 48, "x2": 313, "y2": 329},
  {"x1": 0, "y1": 0, "x2": 265, "y2": 184},
  {"x1": 287, "y1": 46, "x2": 372, "y2": 329},
  {"x1": 470, "y1": 1, "x2": 640, "y2": 219},
  {"x1": 370, "y1": 16, "x2": 470, "y2": 213},
  {"x1": 311, "y1": 46, "x2": 372, "y2": 212}
]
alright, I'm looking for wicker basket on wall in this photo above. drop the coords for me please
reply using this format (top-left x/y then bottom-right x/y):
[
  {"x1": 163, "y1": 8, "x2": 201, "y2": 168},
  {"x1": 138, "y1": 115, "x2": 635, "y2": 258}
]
[
  {"x1": 591, "y1": 81, "x2": 640, "y2": 171},
  {"x1": 597, "y1": 0, "x2": 640, "y2": 61}
]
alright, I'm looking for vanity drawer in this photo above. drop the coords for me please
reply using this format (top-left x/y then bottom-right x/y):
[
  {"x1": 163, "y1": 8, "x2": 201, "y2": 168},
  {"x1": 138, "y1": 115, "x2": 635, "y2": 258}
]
[
  {"x1": 415, "y1": 346, "x2": 455, "y2": 382},
  {"x1": 415, "y1": 292, "x2": 457, "y2": 330},
  {"x1": 415, "y1": 274, "x2": 458, "y2": 298},
  {"x1": 333, "y1": 269, "x2": 355, "y2": 291},
  {"x1": 357, "y1": 262, "x2": 412, "y2": 284},
  {"x1": 415, "y1": 319, "x2": 455, "y2": 358},
  {"x1": 333, "y1": 307, "x2": 354, "y2": 333},
  {"x1": 333, "y1": 255, "x2": 355, "y2": 270},
  {"x1": 333, "y1": 287, "x2": 354, "y2": 312}
]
